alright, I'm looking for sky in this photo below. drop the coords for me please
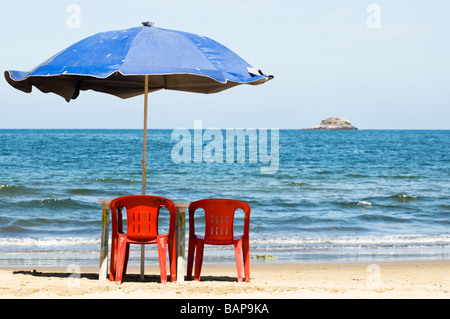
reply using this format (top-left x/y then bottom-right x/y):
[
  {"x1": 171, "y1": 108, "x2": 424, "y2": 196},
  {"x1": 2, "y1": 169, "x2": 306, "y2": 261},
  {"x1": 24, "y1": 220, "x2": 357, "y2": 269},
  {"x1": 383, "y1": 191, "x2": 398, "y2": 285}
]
[{"x1": 0, "y1": 0, "x2": 449, "y2": 129}]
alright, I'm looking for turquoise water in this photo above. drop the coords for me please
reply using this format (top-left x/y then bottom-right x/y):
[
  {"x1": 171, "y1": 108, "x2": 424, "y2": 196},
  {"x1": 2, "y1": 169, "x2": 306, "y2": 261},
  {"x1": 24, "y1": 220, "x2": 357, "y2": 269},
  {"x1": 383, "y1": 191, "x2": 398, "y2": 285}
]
[{"x1": 0, "y1": 129, "x2": 449, "y2": 267}]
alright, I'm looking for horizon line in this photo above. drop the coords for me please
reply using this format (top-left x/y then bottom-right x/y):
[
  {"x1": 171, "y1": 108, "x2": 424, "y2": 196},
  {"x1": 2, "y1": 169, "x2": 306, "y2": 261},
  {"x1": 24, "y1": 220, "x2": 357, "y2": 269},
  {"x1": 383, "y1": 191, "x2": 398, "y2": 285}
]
[{"x1": 0, "y1": 128, "x2": 449, "y2": 131}]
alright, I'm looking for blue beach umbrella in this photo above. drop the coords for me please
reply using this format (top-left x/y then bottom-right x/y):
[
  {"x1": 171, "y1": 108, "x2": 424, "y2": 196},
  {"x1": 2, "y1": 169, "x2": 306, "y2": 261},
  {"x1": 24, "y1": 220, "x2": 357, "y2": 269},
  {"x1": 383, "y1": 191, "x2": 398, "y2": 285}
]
[
  {"x1": 5, "y1": 22, "x2": 273, "y2": 278},
  {"x1": 5, "y1": 22, "x2": 273, "y2": 195}
]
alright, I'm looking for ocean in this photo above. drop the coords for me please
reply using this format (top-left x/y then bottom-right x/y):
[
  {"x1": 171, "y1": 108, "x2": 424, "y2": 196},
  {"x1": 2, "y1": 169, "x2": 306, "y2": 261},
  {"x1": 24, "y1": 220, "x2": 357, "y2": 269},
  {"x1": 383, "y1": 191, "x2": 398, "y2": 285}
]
[{"x1": 0, "y1": 129, "x2": 449, "y2": 268}]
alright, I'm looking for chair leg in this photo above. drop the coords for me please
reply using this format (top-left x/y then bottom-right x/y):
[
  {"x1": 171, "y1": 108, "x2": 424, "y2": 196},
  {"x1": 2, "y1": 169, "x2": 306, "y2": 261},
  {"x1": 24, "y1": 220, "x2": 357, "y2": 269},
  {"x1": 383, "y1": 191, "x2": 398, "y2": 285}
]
[
  {"x1": 234, "y1": 239, "x2": 243, "y2": 282},
  {"x1": 157, "y1": 236, "x2": 168, "y2": 284},
  {"x1": 194, "y1": 238, "x2": 205, "y2": 282},
  {"x1": 109, "y1": 235, "x2": 117, "y2": 282},
  {"x1": 186, "y1": 235, "x2": 196, "y2": 280},
  {"x1": 115, "y1": 236, "x2": 127, "y2": 285},
  {"x1": 243, "y1": 237, "x2": 250, "y2": 282},
  {"x1": 123, "y1": 243, "x2": 130, "y2": 277},
  {"x1": 168, "y1": 237, "x2": 177, "y2": 282}
]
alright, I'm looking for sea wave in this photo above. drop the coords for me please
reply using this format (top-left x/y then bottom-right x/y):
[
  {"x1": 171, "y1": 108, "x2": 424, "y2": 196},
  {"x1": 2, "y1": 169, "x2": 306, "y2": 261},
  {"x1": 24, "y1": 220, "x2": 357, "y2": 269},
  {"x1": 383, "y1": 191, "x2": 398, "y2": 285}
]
[
  {"x1": 0, "y1": 237, "x2": 100, "y2": 248},
  {"x1": 391, "y1": 193, "x2": 419, "y2": 200},
  {"x1": 288, "y1": 181, "x2": 307, "y2": 187},
  {"x1": 0, "y1": 184, "x2": 38, "y2": 196},
  {"x1": 250, "y1": 234, "x2": 450, "y2": 249},
  {"x1": 93, "y1": 178, "x2": 137, "y2": 184},
  {"x1": 2, "y1": 234, "x2": 447, "y2": 254},
  {"x1": 357, "y1": 201, "x2": 372, "y2": 206},
  {"x1": 334, "y1": 200, "x2": 373, "y2": 207},
  {"x1": 67, "y1": 188, "x2": 98, "y2": 195},
  {"x1": 14, "y1": 198, "x2": 96, "y2": 210}
]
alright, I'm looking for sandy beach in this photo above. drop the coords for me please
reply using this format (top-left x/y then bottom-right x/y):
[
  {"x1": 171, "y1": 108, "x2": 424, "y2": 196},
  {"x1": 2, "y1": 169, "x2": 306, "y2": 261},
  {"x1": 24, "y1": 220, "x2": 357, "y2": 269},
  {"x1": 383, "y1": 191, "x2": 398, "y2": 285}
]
[{"x1": 0, "y1": 261, "x2": 448, "y2": 299}]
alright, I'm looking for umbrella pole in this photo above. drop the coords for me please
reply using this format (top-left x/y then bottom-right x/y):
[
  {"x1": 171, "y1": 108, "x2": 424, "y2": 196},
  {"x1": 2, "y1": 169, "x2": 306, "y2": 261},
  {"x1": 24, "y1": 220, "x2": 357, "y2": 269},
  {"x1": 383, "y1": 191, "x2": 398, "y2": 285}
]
[
  {"x1": 140, "y1": 74, "x2": 149, "y2": 280},
  {"x1": 142, "y1": 75, "x2": 148, "y2": 196}
]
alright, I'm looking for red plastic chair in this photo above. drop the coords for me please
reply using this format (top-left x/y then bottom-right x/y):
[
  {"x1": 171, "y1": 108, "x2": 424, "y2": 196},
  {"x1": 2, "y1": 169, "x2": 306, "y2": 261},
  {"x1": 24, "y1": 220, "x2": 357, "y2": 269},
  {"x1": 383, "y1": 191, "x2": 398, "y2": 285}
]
[
  {"x1": 109, "y1": 195, "x2": 176, "y2": 284},
  {"x1": 186, "y1": 199, "x2": 251, "y2": 282}
]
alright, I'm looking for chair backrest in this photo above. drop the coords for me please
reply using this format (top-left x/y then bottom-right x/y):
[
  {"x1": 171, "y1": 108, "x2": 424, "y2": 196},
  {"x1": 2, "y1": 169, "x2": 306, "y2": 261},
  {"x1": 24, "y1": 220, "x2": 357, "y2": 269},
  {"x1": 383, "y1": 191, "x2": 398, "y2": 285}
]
[
  {"x1": 189, "y1": 199, "x2": 251, "y2": 245},
  {"x1": 110, "y1": 195, "x2": 176, "y2": 239}
]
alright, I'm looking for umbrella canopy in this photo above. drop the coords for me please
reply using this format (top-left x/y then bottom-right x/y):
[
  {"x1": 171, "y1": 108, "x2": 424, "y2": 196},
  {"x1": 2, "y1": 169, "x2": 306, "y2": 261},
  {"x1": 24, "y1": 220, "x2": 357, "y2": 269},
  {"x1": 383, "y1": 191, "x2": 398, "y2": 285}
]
[{"x1": 5, "y1": 23, "x2": 272, "y2": 102}]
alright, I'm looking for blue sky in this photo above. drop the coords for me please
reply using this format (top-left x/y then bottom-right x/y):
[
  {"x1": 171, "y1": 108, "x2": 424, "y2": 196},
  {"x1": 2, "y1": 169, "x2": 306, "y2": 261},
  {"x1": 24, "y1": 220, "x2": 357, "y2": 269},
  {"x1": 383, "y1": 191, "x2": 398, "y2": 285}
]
[{"x1": 0, "y1": 0, "x2": 449, "y2": 129}]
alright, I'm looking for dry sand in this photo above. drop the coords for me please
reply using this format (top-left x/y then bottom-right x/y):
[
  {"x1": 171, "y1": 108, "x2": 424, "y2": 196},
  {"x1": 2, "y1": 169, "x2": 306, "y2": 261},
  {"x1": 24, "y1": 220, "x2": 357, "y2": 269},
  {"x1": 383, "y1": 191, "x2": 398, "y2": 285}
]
[{"x1": 0, "y1": 261, "x2": 449, "y2": 299}]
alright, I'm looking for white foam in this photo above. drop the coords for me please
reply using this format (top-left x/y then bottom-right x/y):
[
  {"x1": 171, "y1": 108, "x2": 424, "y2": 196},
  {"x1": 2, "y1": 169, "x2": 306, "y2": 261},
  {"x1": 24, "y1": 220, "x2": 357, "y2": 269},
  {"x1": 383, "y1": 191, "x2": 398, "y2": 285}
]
[
  {"x1": 0, "y1": 237, "x2": 99, "y2": 247},
  {"x1": 250, "y1": 234, "x2": 450, "y2": 248}
]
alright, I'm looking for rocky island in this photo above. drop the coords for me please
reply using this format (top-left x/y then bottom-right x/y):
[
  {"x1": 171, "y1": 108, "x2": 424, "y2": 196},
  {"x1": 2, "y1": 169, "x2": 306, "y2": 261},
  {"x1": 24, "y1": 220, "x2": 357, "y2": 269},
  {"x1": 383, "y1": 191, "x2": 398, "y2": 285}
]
[{"x1": 303, "y1": 116, "x2": 358, "y2": 131}]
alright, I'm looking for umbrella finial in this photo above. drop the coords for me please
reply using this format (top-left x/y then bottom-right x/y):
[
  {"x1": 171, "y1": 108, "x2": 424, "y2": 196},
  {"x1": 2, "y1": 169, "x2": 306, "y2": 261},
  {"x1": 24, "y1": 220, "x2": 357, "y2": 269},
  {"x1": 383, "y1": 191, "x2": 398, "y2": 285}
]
[{"x1": 142, "y1": 21, "x2": 154, "y2": 27}]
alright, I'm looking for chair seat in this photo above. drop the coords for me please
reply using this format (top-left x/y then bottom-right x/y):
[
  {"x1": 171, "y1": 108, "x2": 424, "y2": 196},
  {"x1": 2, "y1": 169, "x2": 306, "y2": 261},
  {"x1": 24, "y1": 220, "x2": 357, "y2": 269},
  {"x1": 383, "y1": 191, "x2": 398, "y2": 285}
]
[
  {"x1": 194, "y1": 234, "x2": 243, "y2": 245},
  {"x1": 119, "y1": 233, "x2": 168, "y2": 245}
]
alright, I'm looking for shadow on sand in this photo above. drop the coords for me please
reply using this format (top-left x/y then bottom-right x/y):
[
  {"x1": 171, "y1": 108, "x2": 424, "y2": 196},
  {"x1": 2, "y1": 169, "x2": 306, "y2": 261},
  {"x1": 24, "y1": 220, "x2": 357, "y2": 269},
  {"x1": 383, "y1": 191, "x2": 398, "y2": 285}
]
[{"x1": 12, "y1": 270, "x2": 238, "y2": 283}]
